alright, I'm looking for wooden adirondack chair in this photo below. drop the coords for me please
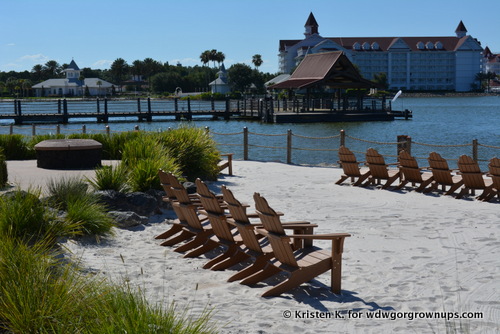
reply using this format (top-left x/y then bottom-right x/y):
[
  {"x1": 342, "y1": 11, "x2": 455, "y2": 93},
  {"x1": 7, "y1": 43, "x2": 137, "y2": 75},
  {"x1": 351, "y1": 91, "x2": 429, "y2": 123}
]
[
  {"x1": 456, "y1": 155, "x2": 494, "y2": 200},
  {"x1": 336, "y1": 146, "x2": 371, "y2": 186},
  {"x1": 155, "y1": 170, "x2": 206, "y2": 240},
  {"x1": 220, "y1": 185, "x2": 317, "y2": 282},
  {"x1": 195, "y1": 179, "x2": 251, "y2": 270},
  {"x1": 483, "y1": 157, "x2": 500, "y2": 201},
  {"x1": 158, "y1": 185, "x2": 219, "y2": 256},
  {"x1": 427, "y1": 152, "x2": 464, "y2": 195},
  {"x1": 364, "y1": 148, "x2": 400, "y2": 189},
  {"x1": 396, "y1": 150, "x2": 434, "y2": 192},
  {"x1": 244, "y1": 193, "x2": 350, "y2": 297}
]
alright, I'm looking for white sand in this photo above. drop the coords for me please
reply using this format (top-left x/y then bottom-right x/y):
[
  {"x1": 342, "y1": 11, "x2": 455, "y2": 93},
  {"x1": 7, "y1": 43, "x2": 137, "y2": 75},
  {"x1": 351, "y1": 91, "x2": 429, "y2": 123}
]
[{"x1": 8, "y1": 160, "x2": 500, "y2": 333}]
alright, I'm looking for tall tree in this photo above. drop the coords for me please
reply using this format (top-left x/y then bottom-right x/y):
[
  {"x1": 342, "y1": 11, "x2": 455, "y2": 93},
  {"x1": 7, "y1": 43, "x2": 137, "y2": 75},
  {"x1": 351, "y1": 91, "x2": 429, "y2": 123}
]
[
  {"x1": 43, "y1": 60, "x2": 62, "y2": 78},
  {"x1": 215, "y1": 51, "x2": 225, "y2": 68},
  {"x1": 110, "y1": 58, "x2": 129, "y2": 84},
  {"x1": 252, "y1": 54, "x2": 263, "y2": 69},
  {"x1": 227, "y1": 63, "x2": 253, "y2": 92}
]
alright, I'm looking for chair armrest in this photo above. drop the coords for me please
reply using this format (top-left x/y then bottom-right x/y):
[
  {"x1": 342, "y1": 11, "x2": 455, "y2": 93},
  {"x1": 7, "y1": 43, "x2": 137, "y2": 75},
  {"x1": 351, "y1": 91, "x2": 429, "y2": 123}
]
[{"x1": 288, "y1": 233, "x2": 351, "y2": 240}]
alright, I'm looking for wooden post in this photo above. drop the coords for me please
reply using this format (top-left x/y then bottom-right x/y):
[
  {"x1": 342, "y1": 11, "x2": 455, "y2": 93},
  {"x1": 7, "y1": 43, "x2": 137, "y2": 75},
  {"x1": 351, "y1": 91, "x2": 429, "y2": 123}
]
[
  {"x1": 137, "y1": 98, "x2": 141, "y2": 113},
  {"x1": 187, "y1": 97, "x2": 192, "y2": 120},
  {"x1": 224, "y1": 97, "x2": 230, "y2": 120},
  {"x1": 397, "y1": 135, "x2": 411, "y2": 156},
  {"x1": 340, "y1": 129, "x2": 346, "y2": 147},
  {"x1": 211, "y1": 96, "x2": 215, "y2": 111},
  {"x1": 32, "y1": 124, "x2": 36, "y2": 136},
  {"x1": 14, "y1": 99, "x2": 18, "y2": 115},
  {"x1": 204, "y1": 126, "x2": 209, "y2": 134},
  {"x1": 106, "y1": 125, "x2": 110, "y2": 136},
  {"x1": 56, "y1": 124, "x2": 60, "y2": 135},
  {"x1": 174, "y1": 98, "x2": 178, "y2": 111},
  {"x1": 9, "y1": 124, "x2": 13, "y2": 135},
  {"x1": 96, "y1": 98, "x2": 100, "y2": 114},
  {"x1": 134, "y1": 125, "x2": 139, "y2": 132},
  {"x1": 243, "y1": 127, "x2": 248, "y2": 161},
  {"x1": 147, "y1": 97, "x2": 152, "y2": 122},
  {"x1": 63, "y1": 99, "x2": 68, "y2": 124},
  {"x1": 103, "y1": 98, "x2": 108, "y2": 123},
  {"x1": 287, "y1": 129, "x2": 292, "y2": 164},
  {"x1": 58, "y1": 99, "x2": 62, "y2": 114},
  {"x1": 472, "y1": 139, "x2": 478, "y2": 162},
  {"x1": 82, "y1": 125, "x2": 86, "y2": 134}
]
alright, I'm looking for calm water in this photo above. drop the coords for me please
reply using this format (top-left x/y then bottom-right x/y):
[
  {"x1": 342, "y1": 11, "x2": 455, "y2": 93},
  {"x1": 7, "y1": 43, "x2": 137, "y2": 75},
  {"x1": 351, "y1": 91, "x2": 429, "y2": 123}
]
[{"x1": 1, "y1": 96, "x2": 499, "y2": 168}]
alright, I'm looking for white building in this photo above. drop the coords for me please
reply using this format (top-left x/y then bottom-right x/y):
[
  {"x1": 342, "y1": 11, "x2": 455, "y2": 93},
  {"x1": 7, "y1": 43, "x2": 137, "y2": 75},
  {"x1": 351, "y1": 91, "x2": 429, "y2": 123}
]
[
  {"x1": 32, "y1": 60, "x2": 115, "y2": 97},
  {"x1": 278, "y1": 13, "x2": 484, "y2": 92},
  {"x1": 483, "y1": 47, "x2": 500, "y2": 75},
  {"x1": 209, "y1": 64, "x2": 231, "y2": 94}
]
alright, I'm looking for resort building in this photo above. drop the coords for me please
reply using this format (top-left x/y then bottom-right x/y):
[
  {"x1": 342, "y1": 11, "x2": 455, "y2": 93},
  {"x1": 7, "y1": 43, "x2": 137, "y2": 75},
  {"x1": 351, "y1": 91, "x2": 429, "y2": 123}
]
[
  {"x1": 483, "y1": 47, "x2": 500, "y2": 74},
  {"x1": 278, "y1": 13, "x2": 484, "y2": 92},
  {"x1": 32, "y1": 60, "x2": 115, "y2": 97}
]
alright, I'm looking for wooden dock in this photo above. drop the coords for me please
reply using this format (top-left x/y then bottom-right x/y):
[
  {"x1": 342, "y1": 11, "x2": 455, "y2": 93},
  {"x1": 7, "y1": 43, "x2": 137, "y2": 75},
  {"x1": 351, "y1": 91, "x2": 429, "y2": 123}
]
[{"x1": 0, "y1": 97, "x2": 411, "y2": 125}]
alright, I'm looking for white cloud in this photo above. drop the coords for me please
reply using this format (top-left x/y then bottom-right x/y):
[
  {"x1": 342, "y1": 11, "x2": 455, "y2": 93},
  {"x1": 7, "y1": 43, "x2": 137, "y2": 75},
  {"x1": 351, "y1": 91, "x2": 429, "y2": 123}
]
[
  {"x1": 92, "y1": 60, "x2": 113, "y2": 69},
  {"x1": 6, "y1": 43, "x2": 15, "y2": 47},
  {"x1": 19, "y1": 54, "x2": 49, "y2": 63}
]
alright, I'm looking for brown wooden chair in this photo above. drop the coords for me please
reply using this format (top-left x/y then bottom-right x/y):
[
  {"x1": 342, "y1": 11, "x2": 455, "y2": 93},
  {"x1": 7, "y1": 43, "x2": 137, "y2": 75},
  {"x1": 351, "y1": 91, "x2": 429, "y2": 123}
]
[
  {"x1": 427, "y1": 152, "x2": 464, "y2": 196},
  {"x1": 158, "y1": 185, "x2": 218, "y2": 256},
  {"x1": 365, "y1": 148, "x2": 400, "y2": 189},
  {"x1": 483, "y1": 157, "x2": 500, "y2": 201},
  {"x1": 195, "y1": 179, "x2": 251, "y2": 270},
  {"x1": 396, "y1": 150, "x2": 434, "y2": 192},
  {"x1": 456, "y1": 155, "x2": 494, "y2": 200},
  {"x1": 242, "y1": 193, "x2": 350, "y2": 297},
  {"x1": 220, "y1": 185, "x2": 316, "y2": 282},
  {"x1": 335, "y1": 146, "x2": 371, "y2": 186},
  {"x1": 155, "y1": 170, "x2": 206, "y2": 241}
]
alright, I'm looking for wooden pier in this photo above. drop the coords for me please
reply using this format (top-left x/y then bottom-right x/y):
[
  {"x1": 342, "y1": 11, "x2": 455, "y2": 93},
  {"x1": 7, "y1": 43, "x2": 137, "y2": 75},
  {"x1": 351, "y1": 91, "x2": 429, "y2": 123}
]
[{"x1": 0, "y1": 97, "x2": 411, "y2": 125}]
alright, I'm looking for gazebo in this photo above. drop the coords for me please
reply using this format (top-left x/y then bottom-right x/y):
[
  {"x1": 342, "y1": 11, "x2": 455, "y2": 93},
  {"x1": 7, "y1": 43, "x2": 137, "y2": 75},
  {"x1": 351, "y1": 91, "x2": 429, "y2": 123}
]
[{"x1": 268, "y1": 51, "x2": 383, "y2": 113}]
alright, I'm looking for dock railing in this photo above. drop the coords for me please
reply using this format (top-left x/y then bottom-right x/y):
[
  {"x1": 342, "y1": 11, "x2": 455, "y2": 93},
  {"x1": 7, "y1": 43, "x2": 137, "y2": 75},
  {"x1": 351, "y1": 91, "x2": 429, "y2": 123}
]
[{"x1": 1, "y1": 124, "x2": 498, "y2": 170}]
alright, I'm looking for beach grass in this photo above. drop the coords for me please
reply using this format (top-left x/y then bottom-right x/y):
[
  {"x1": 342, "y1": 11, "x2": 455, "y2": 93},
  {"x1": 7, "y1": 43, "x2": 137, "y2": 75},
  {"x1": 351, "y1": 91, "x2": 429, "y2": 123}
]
[{"x1": 0, "y1": 235, "x2": 218, "y2": 333}]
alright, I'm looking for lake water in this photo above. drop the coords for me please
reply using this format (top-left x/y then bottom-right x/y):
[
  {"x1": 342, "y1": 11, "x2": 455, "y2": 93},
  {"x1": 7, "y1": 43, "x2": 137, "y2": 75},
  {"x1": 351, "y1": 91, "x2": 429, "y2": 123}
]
[{"x1": 1, "y1": 96, "x2": 499, "y2": 168}]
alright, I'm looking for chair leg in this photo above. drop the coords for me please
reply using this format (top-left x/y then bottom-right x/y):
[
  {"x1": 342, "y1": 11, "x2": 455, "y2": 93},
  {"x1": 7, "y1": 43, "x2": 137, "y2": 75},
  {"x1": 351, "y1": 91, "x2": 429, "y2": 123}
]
[
  {"x1": 209, "y1": 250, "x2": 251, "y2": 271},
  {"x1": 353, "y1": 173, "x2": 371, "y2": 186},
  {"x1": 335, "y1": 175, "x2": 348, "y2": 185},
  {"x1": 415, "y1": 178, "x2": 434, "y2": 192},
  {"x1": 396, "y1": 180, "x2": 408, "y2": 190},
  {"x1": 240, "y1": 264, "x2": 282, "y2": 285},
  {"x1": 159, "y1": 230, "x2": 193, "y2": 247},
  {"x1": 227, "y1": 255, "x2": 273, "y2": 282},
  {"x1": 382, "y1": 174, "x2": 400, "y2": 189},
  {"x1": 155, "y1": 224, "x2": 184, "y2": 240},
  {"x1": 202, "y1": 244, "x2": 239, "y2": 269},
  {"x1": 445, "y1": 181, "x2": 464, "y2": 196},
  {"x1": 183, "y1": 239, "x2": 220, "y2": 258},
  {"x1": 174, "y1": 231, "x2": 211, "y2": 253},
  {"x1": 261, "y1": 272, "x2": 308, "y2": 297}
]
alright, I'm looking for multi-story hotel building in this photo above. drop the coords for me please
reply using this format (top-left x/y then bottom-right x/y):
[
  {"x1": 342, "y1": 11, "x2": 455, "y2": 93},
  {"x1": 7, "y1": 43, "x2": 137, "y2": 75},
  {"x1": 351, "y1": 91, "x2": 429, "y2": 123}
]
[{"x1": 278, "y1": 13, "x2": 484, "y2": 91}]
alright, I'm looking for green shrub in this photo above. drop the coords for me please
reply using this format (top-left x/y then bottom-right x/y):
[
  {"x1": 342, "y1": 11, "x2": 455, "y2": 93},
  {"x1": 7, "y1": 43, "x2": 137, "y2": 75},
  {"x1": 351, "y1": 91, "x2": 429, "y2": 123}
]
[
  {"x1": 0, "y1": 134, "x2": 32, "y2": 160},
  {"x1": 88, "y1": 131, "x2": 141, "y2": 160},
  {"x1": 65, "y1": 195, "x2": 115, "y2": 236},
  {"x1": 88, "y1": 163, "x2": 130, "y2": 192},
  {"x1": 0, "y1": 148, "x2": 7, "y2": 187},
  {"x1": 45, "y1": 176, "x2": 114, "y2": 237},
  {"x1": 157, "y1": 126, "x2": 221, "y2": 181},
  {"x1": 46, "y1": 176, "x2": 89, "y2": 211},
  {"x1": 122, "y1": 135, "x2": 181, "y2": 191},
  {"x1": 0, "y1": 188, "x2": 79, "y2": 245},
  {"x1": 0, "y1": 236, "x2": 217, "y2": 333}
]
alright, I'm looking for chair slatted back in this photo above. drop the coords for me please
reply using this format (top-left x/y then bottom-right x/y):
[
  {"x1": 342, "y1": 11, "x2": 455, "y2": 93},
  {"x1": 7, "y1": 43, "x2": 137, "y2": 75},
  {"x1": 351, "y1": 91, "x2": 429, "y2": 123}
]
[
  {"x1": 195, "y1": 179, "x2": 234, "y2": 242},
  {"x1": 489, "y1": 158, "x2": 500, "y2": 189},
  {"x1": 221, "y1": 186, "x2": 262, "y2": 253},
  {"x1": 170, "y1": 187, "x2": 204, "y2": 230},
  {"x1": 428, "y1": 152, "x2": 455, "y2": 185},
  {"x1": 253, "y1": 193, "x2": 297, "y2": 267},
  {"x1": 158, "y1": 170, "x2": 177, "y2": 200},
  {"x1": 366, "y1": 148, "x2": 390, "y2": 179},
  {"x1": 338, "y1": 146, "x2": 362, "y2": 177},
  {"x1": 458, "y1": 155, "x2": 487, "y2": 189},
  {"x1": 398, "y1": 150, "x2": 423, "y2": 182}
]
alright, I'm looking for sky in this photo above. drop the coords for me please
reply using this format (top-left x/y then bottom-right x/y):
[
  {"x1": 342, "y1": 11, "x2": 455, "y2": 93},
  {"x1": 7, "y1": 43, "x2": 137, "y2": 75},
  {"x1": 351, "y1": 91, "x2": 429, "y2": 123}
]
[{"x1": 1, "y1": 0, "x2": 499, "y2": 74}]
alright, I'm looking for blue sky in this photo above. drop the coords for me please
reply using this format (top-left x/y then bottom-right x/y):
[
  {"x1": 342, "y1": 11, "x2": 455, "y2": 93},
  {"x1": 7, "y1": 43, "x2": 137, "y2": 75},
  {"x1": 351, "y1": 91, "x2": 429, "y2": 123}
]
[{"x1": 1, "y1": 0, "x2": 498, "y2": 74}]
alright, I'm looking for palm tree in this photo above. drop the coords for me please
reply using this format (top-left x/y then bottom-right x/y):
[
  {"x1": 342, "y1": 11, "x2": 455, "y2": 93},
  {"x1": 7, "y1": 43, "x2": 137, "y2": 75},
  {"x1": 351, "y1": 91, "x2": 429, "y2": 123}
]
[
  {"x1": 43, "y1": 60, "x2": 61, "y2": 78},
  {"x1": 215, "y1": 51, "x2": 225, "y2": 68},
  {"x1": 31, "y1": 64, "x2": 44, "y2": 82},
  {"x1": 200, "y1": 50, "x2": 212, "y2": 90},
  {"x1": 252, "y1": 54, "x2": 263, "y2": 70},
  {"x1": 110, "y1": 58, "x2": 129, "y2": 84}
]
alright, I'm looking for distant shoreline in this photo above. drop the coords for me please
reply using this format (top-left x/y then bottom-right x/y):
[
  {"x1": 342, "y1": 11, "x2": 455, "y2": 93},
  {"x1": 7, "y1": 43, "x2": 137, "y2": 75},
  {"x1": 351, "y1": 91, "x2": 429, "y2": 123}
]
[{"x1": 400, "y1": 92, "x2": 499, "y2": 98}]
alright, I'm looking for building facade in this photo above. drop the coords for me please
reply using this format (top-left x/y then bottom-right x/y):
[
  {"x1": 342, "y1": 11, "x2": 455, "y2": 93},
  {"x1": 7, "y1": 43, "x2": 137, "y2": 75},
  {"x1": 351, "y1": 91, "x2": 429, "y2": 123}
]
[
  {"x1": 32, "y1": 60, "x2": 115, "y2": 97},
  {"x1": 278, "y1": 13, "x2": 484, "y2": 92}
]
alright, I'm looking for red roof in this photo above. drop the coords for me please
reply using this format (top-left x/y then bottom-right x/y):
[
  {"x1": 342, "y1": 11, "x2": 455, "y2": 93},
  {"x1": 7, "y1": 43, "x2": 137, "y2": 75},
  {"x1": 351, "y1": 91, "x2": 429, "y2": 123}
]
[{"x1": 269, "y1": 51, "x2": 379, "y2": 90}]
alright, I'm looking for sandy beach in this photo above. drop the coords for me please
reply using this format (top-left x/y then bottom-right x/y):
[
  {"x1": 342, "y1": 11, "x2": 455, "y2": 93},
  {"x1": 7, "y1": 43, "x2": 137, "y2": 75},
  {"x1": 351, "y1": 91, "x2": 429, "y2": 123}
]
[{"x1": 6, "y1": 160, "x2": 500, "y2": 333}]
